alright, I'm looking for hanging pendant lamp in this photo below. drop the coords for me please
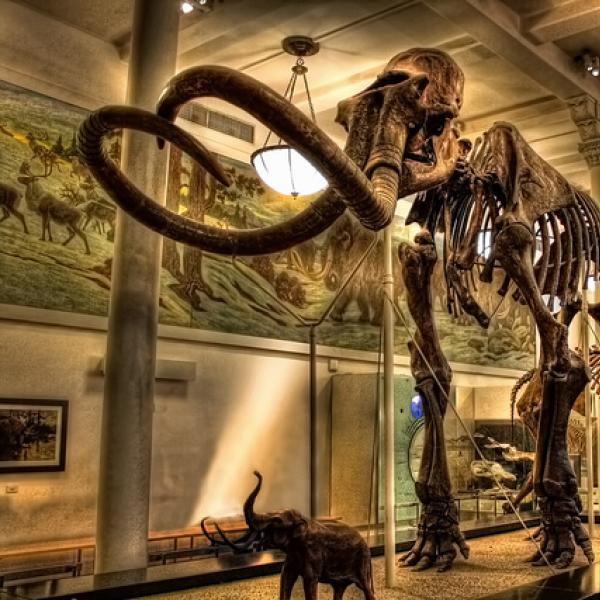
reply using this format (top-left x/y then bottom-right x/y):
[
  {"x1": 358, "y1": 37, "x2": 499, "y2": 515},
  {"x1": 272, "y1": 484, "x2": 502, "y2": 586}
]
[{"x1": 251, "y1": 36, "x2": 327, "y2": 198}]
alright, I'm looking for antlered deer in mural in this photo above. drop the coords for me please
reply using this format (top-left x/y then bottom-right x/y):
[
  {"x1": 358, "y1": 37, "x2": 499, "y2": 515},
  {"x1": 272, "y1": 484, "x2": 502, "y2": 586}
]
[
  {"x1": 81, "y1": 200, "x2": 116, "y2": 238},
  {"x1": 17, "y1": 159, "x2": 90, "y2": 254},
  {"x1": 0, "y1": 181, "x2": 28, "y2": 233},
  {"x1": 78, "y1": 47, "x2": 596, "y2": 571}
]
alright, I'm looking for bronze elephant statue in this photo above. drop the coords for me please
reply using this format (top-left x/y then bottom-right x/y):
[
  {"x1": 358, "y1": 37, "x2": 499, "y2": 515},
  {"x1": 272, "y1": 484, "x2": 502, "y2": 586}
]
[{"x1": 210, "y1": 471, "x2": 375, "y2": 600}]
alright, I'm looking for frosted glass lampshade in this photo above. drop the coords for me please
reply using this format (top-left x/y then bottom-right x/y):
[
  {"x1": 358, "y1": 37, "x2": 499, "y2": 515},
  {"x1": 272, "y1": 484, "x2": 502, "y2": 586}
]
[{"x1": 251, "y1": 144, "x2": 327, "y2": 197}]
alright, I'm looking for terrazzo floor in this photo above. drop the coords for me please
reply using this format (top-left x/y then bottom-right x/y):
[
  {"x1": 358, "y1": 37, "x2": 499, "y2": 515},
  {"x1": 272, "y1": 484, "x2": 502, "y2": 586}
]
[{"x1": 140, "y1": 529, "x2": 597, "y2": 600}]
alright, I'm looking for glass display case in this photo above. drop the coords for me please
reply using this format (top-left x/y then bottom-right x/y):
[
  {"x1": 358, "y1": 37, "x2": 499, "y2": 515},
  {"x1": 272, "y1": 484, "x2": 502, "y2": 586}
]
[{"x1": 328, "y1": 371, "x2": 541, "y2": 545}]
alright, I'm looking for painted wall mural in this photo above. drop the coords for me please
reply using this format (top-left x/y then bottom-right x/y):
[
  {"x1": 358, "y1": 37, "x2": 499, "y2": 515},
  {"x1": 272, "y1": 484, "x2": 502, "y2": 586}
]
[{"x1": 0, "y1": 80, "x2": 534, "y2": 369}]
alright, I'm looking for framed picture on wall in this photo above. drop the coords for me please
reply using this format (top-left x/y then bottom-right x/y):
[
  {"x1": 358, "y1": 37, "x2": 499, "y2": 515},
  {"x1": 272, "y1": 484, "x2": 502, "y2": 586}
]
[{"x1": 0, "y1": 399, "x2": 68, "y2": 473}]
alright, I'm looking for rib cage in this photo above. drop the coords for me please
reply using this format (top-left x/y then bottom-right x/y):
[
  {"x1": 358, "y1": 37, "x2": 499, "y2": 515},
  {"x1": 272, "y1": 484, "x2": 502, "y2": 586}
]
[{"x1": 412, "y1": 147, "x2": 600, "y2": 321}]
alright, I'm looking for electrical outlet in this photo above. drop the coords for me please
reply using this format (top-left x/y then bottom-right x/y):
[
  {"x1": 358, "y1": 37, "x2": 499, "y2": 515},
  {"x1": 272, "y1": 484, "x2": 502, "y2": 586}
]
[
  {"x1": 328, "y1": 359, "x2": 339, "y2": 372},
  {"x1": 5, "y1": 485, "x2": 18, "y2": 494}
]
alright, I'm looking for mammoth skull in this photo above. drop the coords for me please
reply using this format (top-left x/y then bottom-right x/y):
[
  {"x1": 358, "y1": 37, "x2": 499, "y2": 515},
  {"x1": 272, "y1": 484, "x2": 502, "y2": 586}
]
[{"x1": 78, "y1": 48, "x2": 464, "y2": 256}]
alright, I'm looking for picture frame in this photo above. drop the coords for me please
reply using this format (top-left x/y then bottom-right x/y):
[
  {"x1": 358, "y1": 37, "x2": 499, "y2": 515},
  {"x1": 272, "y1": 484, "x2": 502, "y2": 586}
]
[{"x1": 0, "y1": 399, "x2": 68, "y2": 473}]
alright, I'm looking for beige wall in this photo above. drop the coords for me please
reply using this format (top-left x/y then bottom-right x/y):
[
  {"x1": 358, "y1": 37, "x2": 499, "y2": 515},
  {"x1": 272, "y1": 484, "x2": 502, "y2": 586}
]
[
  {"x1": 0, "y1": 310, "x2": 523, "y2": 547},
  {"x1": 0, "y1": 1, "x2": 126, "y2": 108},
  {"x1": 0, "y1": 318, "x2": 314, "y2": 545},
  {"x1": 473, "y1": 386, "x2": 515, "y2": 421},
  {"x1": 0, "y1": 320, "x2": 104, "y2": 545}
]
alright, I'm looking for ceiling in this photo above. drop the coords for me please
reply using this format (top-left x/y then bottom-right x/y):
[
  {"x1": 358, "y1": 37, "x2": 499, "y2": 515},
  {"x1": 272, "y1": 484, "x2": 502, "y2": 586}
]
[{"x1": 16, "y1": 0, "x2": 600, "y2": 190}]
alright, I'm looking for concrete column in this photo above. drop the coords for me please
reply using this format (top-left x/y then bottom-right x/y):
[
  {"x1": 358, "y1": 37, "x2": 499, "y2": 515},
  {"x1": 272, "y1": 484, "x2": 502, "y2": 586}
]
[
  {"x1": 590, "y1": 164, "x2": 600, "y2": 201},
  {"x1": 95, "y1": 0, "x2": 180, "y2": 574},
  {"x1": 568, "y1": 94, "x2": 600, "y2": 200},
  {"x1": 582, "y1": 294, "x2": 595, "y2": 535},
  {"x1": 569, "y1": 94, "x2": 600, "y2": 522}
]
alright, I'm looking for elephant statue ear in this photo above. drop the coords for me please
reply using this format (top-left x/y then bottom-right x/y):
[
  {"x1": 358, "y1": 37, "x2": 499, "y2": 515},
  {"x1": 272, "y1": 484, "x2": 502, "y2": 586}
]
[{"x1": 292, "y1": 518, "x2": 309, "y2": 539}]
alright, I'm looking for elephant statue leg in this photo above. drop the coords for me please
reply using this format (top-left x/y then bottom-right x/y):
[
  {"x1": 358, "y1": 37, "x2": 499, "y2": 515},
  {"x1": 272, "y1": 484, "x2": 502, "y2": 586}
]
[
  {"x1": 398, "y1": 230, "x2": 469, "y2": 572},
  {"x1": 332, "y1": 583, "x2": 349, "y2": 600},
  {"x1": 302, "y1": 572, "x2": 318, "y2": 600},
  {"x1": 494, "y1": 219, "x2": 594, "y2": 568},
  {"x1": 279, "y1": 562, "x2": 298, "y2": 600}
]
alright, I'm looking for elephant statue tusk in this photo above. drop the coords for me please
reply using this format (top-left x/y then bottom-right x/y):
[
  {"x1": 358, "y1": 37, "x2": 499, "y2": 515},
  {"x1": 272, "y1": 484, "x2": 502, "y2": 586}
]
[
  {"x1": 213, "y1": 521, "x2": 260, "y2": 552},
  {"x1": 200, "y1": 517, "x2": 223, "y2": 547},
  {"x1": 201, "y1": 516, "x2": 261, "y2": 553}
]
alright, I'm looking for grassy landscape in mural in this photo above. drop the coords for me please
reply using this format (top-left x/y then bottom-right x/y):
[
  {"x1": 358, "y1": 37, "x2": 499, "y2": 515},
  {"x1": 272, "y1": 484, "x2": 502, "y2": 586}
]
[{"x1": 0, "y1": 80, "x2": 534, "y2": 369}]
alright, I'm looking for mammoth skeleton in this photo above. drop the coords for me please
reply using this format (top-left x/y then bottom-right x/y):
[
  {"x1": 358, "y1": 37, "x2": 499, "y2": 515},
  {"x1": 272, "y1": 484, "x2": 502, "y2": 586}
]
[{"x1": 78, "y1": 47, "x2": 594, "y2": 571}]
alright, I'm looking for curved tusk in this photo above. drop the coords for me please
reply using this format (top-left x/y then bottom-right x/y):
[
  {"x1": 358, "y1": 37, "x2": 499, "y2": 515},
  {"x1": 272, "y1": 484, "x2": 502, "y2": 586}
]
[
  {"x1": 78, "y1": 105, "x2": 347, "y2": 255},
  {"x1": 200, "y1": 517, "x2": 223, "y2": 546},
  {"x1": 213, "y1": 521, "x2": 256, "y2": 552},
  {"x1": 156, "y1": 66, "x2": 397, "y2": 229},
  {"x1": 243, "y1": 470, "x2": 263, "y2": 529}
]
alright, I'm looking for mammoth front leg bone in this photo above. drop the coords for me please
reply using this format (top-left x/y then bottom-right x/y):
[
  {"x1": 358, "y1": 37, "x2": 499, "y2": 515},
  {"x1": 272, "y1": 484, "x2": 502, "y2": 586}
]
[
  {"x1": 495, "y1": 219, "x2": 594, "y2": 568},
  {"x1": 398, "y1": 230, "x2": 469, "y2": 572}
]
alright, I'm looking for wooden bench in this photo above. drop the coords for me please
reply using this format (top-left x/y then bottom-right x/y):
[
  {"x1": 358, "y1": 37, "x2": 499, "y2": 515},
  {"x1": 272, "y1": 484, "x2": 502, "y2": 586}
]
[
  {"x1": 0, "y1": 563, "x2": 81, "y2": 588},
  {"x1": 149, "y1": 546, "x2": 221, "y2": 565},
  {"x1": 0, "y1": 518, "x2": 345, "y2": 577}
]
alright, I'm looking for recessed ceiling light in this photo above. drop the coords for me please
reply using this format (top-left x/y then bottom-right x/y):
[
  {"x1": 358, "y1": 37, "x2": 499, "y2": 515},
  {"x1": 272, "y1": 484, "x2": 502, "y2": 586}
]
[
  {"x1": 181, "y1": 1, "x2": 195, "y2": 13},
  {"x1": 579, "y1": 50, "x2": 600, "y2": 77},
  {"x1": 181, "y1": 0, "x2": 219, "y2": 13}
]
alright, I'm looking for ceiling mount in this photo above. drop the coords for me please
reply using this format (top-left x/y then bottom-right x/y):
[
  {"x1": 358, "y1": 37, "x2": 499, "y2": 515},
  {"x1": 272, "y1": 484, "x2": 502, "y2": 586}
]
[
  {"x1": 251, "y1": 35, "x2": 326, "y2": 198},
  {"x1": 282, "y1": 35, "x2": 320, "y2": 58}
]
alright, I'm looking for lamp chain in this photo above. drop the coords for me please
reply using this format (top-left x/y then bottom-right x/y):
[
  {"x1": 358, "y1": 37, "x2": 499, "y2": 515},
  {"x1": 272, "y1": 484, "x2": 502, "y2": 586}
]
[{"x1": 262, "y1": 56, "x2": 316, "y2": 149}]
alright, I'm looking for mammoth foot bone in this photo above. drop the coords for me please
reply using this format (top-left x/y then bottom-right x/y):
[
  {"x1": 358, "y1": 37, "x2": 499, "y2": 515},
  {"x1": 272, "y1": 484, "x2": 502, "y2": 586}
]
[
  {"x1": 528, "y1": 497, "x2": 594, "y2": 569},
  {"x1": 399, "y1": 500, "x2": 469, "y2": 572}
]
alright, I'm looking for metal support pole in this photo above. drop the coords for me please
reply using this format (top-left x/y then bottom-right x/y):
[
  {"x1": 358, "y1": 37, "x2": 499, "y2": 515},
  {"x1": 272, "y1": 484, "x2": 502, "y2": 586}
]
[
  {"x1": 383, "y1": 225, "x2": 397, "y2": 587},
  {"x1": 95, "y1": 0, "x2": 179, "y2": 574},
  {"x1": 309, "y1": 325, "x2": 318, "y2": 518},
  {"x1": 596, "y1": 381, "x2": 600, "y2": 519},
  {"x1": 583, "y1": 291, "x2": 595, "y2": 536},
  {"x1": 591, "y1": 284, "x2": 600, "y2": 520}
]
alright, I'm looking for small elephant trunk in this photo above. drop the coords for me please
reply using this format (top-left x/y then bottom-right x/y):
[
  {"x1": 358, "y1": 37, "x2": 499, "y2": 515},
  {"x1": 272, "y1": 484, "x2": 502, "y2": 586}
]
[{"x1": 244, "y1": 471, "x2": 268, "y2": 530}]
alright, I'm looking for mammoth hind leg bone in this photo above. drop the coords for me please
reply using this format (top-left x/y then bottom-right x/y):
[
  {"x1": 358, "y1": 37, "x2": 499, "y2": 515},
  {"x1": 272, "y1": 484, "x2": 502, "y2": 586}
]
[
  {"x1": 397, "y1": 231, "x2": 469, "y2": 572},
  {"x1": 529, "y1": 362, "x2": 594, "y2": 569},
  {"x1": 495, "y1": 219, "x2": 594, "y2": 567}
]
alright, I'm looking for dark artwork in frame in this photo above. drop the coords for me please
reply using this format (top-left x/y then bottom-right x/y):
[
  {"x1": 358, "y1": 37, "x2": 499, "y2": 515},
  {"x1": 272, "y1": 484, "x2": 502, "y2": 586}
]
[{"x1": 0, "y1": 399, "x2": 68, "y2": 473}]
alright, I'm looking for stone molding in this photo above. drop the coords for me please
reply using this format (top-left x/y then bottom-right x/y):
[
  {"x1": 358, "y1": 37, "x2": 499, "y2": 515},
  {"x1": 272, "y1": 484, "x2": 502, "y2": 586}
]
[
  {"x1": 568, "y1": 94, "x2": 600, "y2": 167},
  {"x1": 579, "y1": 139, "x2": 600, "y2": 168}
]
